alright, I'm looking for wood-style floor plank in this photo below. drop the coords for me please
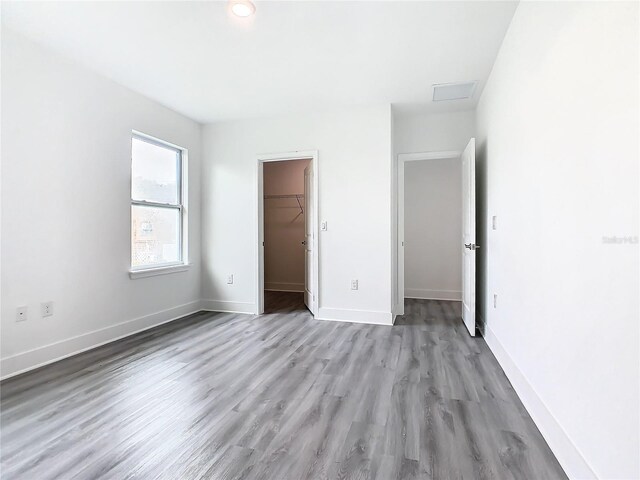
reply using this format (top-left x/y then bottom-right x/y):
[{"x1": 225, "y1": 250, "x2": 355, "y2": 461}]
[{"x1": 0, "y1": 292, "x2": 567, "y2": 479}]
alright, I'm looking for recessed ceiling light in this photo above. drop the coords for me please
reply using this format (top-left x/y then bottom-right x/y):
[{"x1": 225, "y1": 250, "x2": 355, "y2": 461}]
[
  {"x1": 230, "y1": 0, "x2": 255, "y2": 18},
  {"x1": 432, "y1": 82, "x2": 477, "y2": 102}
]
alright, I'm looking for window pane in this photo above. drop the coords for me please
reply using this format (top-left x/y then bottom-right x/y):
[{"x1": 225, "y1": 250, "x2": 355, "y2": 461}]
[
  {"x1": 132, "y1": 137, "x2": 180, "y2": 204},
  {"x1": 132, "y1": 205, "x2": 180, "y2": 267}
]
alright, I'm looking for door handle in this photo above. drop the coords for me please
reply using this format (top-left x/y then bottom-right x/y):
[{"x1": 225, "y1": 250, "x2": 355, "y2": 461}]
[{"x1": 465, "y1": 243, "x2": 480, "y2": 250}]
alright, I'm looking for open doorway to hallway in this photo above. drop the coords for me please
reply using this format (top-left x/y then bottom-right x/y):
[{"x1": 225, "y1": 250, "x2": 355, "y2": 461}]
[
  {"x1": 397, "y1": 143, "x2": 477, "y2": 336},
  {"x1": 404, "y1": 156, "x2": 463, "y2": 304}
]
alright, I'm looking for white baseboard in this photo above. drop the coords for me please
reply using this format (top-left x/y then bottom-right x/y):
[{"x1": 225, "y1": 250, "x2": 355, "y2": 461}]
[
  {"x1": 404, "y1": 288, "x2": 462, "y2": 301},
  {"x1": 201, "y1": 299, "x2": 256, "y2": 315},
  {"x1": 317, "y1": 307, "x2": 394, "y2": 325},
  {"x1": 264, "y1": 282, "x2": 304, "y2": 293},
  {"x1": 0, "y1": 299, "x2": 475, "y2": 380},
  {"x1": 0, "y1": 300, "x2": 202, "y2": 380},
  {"x1": 392, "y1": 302, "x2": 402, "y2": 322},
  {"x1": 477, "y1": 310, "x2": 486, "y2": 334},
  {"x1": 483, "y1": 324, "x2": 598, "y2": 480}
]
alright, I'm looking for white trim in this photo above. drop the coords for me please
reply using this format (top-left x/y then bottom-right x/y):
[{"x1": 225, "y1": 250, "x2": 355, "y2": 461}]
[
  {"x1": 200, "y1": 300, "x2": 256, "y2": 315},
  {"x1": 317, "y1": 307, "x2": 394, "y2": 325},
  {"x1": 404, "y1": 288, "x2": 462, "y2": 301},
  {"x1": 483, "y1": 324, "x2": 598, "y2": 480},
  {"x1": 129, "y1": 263, "x2": 190, "y2": 279},
  {"x1": 265, "y1": 282, "x2": 305, "y2": 293},
  {"x1": 398, "y1": 150, "x2": 461, "y2": 163},
  {"x1": 256, "y1": 150, "x2": 319, "y2": 317},
  {"x1": 397, "y1": 156, "x2": 405, "y2": 316},
  {"x1": 0, "y1": 300, "x2": 201, "y2": 380},
  {"x1": 131, "y1": 129, "x2": 186, "y2": 152},
  {"x1": 395, "y1": 150, "x2": 463, "y2": 317}
]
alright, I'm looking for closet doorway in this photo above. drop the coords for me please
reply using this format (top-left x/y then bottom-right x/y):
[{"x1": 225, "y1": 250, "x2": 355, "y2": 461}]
[{"x1": 256, "y1": 151, "x2": 319, "y2": 316}]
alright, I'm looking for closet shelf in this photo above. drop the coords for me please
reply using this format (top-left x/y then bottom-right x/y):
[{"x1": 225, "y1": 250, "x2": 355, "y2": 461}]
[{"x1": 263, "y1": 194, "x2": 304, "y2": 199}]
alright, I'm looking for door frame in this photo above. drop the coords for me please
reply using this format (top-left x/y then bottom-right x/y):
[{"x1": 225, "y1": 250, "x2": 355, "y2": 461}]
[
  {"x1": 256, "y1": 150, "x2": 319, "y2": 316},
  {"x1": 395, "y1": 150, "x2": 461, "y2": 316}
]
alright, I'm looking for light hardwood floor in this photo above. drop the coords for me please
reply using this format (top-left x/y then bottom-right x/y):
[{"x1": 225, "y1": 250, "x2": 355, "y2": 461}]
[{"x1": 0, "y1": 293, "x2": 567, "y2": 479}]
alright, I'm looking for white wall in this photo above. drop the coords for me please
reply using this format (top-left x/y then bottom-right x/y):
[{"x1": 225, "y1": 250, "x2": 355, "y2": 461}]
[
  {"x1": 394, "y1": 109, "x2": 475, "y2": 155},
  {"x1": 201, "y1": 105, "x2": 394, "y2": 324},
  {"x1": 264, "y1": 159, "x2": 310, "y2": 292},
  {"x1": 476, "y1": 2, "x2": 639, "y2": 479},
  {"x1": 1, "y1": 29, "x2": 202, "y2": 378},
  {"x1": 404, "y1": 158, "x2": 462, "y2": 300}
]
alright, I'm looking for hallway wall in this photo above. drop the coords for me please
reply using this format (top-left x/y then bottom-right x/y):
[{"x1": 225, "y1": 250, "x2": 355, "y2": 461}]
[{"x1": 404, "y1": 158, "x2": 462, "y2": 300}]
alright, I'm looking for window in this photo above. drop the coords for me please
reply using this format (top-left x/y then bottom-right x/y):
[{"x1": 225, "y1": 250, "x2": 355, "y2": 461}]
[{"x1": 130, "y1": 133, "x2": 187, "y2": 274}]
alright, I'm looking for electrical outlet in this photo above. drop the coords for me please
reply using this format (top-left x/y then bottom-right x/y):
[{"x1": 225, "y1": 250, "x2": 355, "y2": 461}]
[
  {"x1": 351, "y1": 279, "x2": 359, "y2": 290},
  {"x1": 227, "y1": 274, "x2": 234, "y2": 285},
  {"x1": 321, "y1": 221, "x2": 328, "y2": 231},
  {"x1": 16, "y1": 306, "x2": 27, "y2": 322},
  {"x1": 493, "y1": 294, "x2": 498, "y2": 308},
  {"x1": 41, "y1": 301, "x2": 54, "y2": 317},
  {"x1": 492, "y1": 215, "x2": 497, "y2": 230}
]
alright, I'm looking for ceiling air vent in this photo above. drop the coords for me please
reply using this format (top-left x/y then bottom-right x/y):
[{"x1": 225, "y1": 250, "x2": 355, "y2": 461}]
[{"x1": 432, "y1": 82, "x2": 477, "y2": 102}]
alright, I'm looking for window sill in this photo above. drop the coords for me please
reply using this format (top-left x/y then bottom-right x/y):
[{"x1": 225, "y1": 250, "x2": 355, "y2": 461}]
[{"x1": 129, "y1": 264, "x2": 190, "y2": 280}]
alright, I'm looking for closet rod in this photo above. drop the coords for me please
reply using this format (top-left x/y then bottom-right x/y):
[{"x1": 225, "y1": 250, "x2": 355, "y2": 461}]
[
  {"x1": 263, "y1": 194, "x2": 304, "y2": 199},
  {"x1": 263, "y1": 193, "x2": 304, "y2": 213}
]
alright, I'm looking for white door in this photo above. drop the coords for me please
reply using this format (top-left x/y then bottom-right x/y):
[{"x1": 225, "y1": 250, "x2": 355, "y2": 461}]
[
  {"x1": 303, "y1": 164, "x2": 314, "y2": 313},
  {"x1": 462, "y1": 138, "x2": 477, "y2": 336}
]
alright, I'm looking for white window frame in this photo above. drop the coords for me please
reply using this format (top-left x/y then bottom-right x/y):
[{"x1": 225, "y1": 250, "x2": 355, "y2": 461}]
[{"x1": 129, "y1": 131, "x2": 189, "y2": 279}]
